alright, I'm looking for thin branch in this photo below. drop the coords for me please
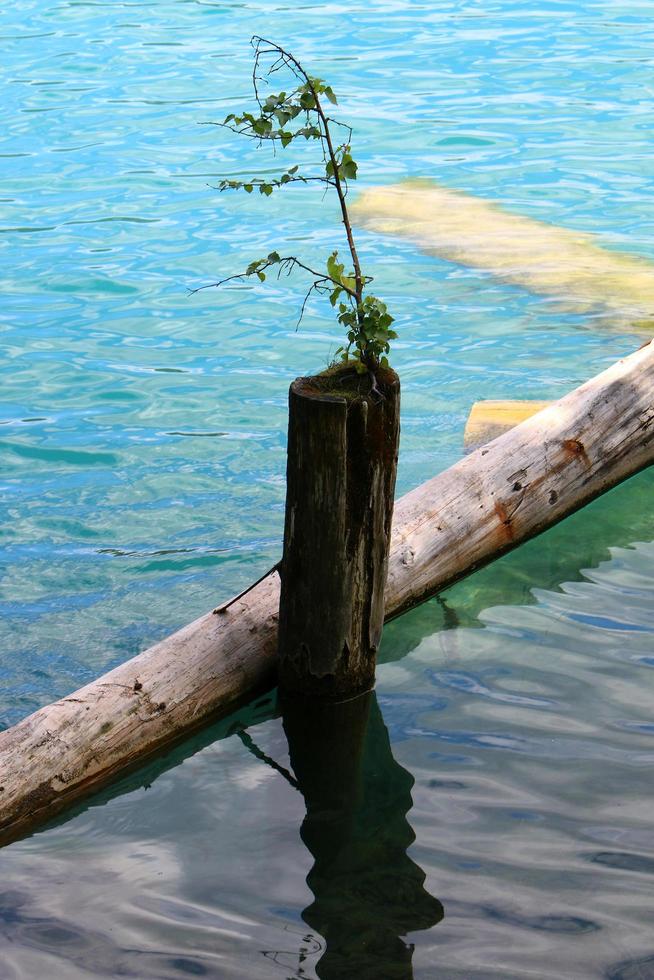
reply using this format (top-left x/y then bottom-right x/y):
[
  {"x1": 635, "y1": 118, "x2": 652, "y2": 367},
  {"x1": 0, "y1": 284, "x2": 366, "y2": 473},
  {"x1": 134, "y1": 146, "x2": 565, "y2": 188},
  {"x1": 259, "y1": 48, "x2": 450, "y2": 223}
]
[
  {"x1": 199, "y1": 121, "x2": 287, "y2": 142},
  {"x1": 250, "y1": 37, "x2": 366, "y2": 311},
  {"x1": 213, "y1": 561, "x2": 281, "y2": 615},
  {"x1": 325, "y1": 116, "x2": 354, "y2": 144},
  {"x1": 187, "y1": 255, "x2": 365, "y2": 299},
  {"x1": 296, "y1": 281, "x2": 323, "y2": 330},
  {"x1": 197, "y1": 37, "x2": 392, "y2": 373},
  {"x1": 210, "y1": 176, "x2": 336, "y2": 192},
  {"x1": 252, "y1": 44, "x2": 264, "y2": 112}
]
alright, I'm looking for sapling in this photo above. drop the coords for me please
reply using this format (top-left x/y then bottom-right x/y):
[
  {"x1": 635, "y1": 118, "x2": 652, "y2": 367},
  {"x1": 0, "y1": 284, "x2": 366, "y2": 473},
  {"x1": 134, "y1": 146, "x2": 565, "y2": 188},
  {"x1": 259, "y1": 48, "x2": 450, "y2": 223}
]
[{"x1": 195, "y1": 37, "x2": 397, "y2": 389}]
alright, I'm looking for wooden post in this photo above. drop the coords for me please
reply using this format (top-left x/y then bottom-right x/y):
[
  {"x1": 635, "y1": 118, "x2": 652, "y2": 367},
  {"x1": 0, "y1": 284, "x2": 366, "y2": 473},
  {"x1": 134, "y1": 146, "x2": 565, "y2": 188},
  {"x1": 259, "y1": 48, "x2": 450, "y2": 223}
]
[{"x1": 278, "y1": 365, "x2": 400, "y2": 699}]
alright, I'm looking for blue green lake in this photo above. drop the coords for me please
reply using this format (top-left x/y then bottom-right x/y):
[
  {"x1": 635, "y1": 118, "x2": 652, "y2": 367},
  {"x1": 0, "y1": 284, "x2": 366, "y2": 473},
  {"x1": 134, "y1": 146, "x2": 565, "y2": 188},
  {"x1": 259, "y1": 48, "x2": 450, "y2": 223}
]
[{"x1": 2, "y1": 0, "x2": 654, "y2": 976}]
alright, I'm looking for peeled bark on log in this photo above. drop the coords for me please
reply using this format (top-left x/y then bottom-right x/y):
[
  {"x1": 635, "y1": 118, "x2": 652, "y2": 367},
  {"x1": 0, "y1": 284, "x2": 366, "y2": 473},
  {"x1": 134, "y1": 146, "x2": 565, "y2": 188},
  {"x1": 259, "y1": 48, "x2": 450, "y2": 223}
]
[
  {"x1": 278, "y1": 367, "x2": 400, "y2": 699},
  {"x1": 0, "y1": 341, "x2": 653, "y2": 844}
]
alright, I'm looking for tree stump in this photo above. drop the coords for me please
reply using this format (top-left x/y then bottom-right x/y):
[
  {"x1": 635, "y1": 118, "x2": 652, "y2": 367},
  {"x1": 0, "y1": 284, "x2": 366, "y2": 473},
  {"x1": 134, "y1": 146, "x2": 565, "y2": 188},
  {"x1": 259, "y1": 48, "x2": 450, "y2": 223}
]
[{"x1": 278, "y1": 364, "x2": 400, "y2": 699}]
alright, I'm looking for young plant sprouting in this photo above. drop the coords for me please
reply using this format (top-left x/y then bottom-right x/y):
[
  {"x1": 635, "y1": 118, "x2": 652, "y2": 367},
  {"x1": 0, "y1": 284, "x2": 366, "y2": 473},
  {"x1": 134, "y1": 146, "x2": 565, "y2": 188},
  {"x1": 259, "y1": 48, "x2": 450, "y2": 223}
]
[{"x1": 197, "y1": 37, "x2": 397, "y2": 376}]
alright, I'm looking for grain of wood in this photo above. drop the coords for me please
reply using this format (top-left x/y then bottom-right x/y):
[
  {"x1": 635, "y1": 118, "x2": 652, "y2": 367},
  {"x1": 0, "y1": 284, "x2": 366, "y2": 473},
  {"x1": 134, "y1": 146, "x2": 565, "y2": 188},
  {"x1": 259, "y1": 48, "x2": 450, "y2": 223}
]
[
  {"x1": 278, "y1": 368, "x2": 400, "y2": 698},
  {"x1": 1, "y1": 341, "x2": 653, "y2": 843}
]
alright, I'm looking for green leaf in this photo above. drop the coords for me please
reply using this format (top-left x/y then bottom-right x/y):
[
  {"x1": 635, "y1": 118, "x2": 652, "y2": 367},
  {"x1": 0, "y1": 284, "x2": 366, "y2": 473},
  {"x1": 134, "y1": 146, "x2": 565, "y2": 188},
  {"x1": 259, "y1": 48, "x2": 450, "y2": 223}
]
[
  {"x1": 244, "y1": 184, "x2": 253, "y2": 193},
  {"x1": 280, "y1": 132, "x2": 293, "y2": 148},
  {"x1": 327, "y1": 251, "x2": 344, "y2": 283},
  {"x1": 324, "y1": 86, "x2": 338, "y2": 105},
  {"x1": 252, "y1": 117, "x2": 272, "y2": 136},
  {"x1": 297, "y1": 125, "x2": 321, "y2": 140},
  {"x1": 288, "y1": 165, "x2": 299, "y2": 174},
  {"x1": 257, "y1": 271, "x2": 266, "y2": 282},
  {"x1": 267, "y1": 251, "x2": 280, "y2": 263},
  {"x1": 341, "y1": 154, "x2": 358, "y2": 180}
]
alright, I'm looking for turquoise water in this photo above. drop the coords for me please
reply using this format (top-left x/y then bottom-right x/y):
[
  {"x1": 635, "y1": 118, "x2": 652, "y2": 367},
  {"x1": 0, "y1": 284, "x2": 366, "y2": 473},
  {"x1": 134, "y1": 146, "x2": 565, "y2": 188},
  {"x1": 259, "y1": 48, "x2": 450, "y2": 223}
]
[{"x1": 2, "y1": 0, "x2": 654, "y2": 976}]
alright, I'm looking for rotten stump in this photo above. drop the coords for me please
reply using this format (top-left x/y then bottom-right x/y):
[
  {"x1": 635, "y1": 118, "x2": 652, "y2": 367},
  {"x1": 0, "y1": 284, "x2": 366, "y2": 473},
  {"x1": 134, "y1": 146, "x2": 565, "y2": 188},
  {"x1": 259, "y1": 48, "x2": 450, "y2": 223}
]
[{"x1": 278, "y1": 364, "x2": 400, "y2": 699}]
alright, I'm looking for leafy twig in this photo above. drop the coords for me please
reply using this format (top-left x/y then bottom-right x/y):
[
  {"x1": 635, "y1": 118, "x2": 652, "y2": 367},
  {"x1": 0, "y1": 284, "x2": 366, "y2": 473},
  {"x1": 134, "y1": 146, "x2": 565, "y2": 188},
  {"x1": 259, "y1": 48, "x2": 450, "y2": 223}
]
[{"x1": 197, "y1": 38, "x2": 398, "y2": 373}]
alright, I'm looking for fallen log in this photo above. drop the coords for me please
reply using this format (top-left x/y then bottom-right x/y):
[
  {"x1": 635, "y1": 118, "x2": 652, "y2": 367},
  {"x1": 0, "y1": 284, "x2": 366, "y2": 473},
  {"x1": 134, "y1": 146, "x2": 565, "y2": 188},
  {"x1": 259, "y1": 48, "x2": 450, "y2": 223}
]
[
  {"x1": 1, "y1": 340, "x2": 653, "y2": 844},
  {"x1": 352, "y1": 180, "x2": 654, "y2": 325}
]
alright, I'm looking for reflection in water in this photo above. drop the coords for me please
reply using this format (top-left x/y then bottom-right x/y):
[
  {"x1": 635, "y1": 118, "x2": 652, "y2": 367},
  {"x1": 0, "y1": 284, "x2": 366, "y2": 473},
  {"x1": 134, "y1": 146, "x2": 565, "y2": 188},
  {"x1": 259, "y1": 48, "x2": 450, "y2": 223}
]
[{"x1": 281, "y1": 691, "x2": 443, "y2": 979}]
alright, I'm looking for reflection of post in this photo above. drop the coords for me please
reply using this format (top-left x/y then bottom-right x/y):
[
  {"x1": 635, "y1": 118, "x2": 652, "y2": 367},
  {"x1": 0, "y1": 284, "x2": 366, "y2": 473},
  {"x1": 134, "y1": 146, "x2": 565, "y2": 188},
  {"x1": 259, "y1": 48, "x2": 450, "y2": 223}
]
[{"x1": 282, "y1": 691, "x2": 443, "y2": 980}]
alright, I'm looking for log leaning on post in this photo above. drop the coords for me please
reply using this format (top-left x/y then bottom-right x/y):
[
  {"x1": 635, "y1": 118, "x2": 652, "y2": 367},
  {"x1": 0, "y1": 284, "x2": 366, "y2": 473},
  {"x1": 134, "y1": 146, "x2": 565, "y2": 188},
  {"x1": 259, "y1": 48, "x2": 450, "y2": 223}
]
[{"x1": 0, "y1": 340, "x2": 653, "y2": 844}]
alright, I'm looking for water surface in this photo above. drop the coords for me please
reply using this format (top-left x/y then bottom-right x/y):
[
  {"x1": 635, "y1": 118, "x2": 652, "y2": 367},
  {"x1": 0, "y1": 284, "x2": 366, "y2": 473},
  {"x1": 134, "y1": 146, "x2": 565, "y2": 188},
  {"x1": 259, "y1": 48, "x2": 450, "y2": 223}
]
[{"x1": 2, "y1": 0, "x2": 654, "y2": 976}]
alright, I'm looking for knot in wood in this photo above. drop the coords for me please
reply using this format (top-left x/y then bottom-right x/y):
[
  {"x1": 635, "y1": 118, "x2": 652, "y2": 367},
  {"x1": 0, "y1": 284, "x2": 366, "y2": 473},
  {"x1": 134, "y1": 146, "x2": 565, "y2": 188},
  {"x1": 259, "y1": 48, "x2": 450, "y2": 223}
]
[{"x1": 402, "y1": 547, "x2": 415, "y2": 567}]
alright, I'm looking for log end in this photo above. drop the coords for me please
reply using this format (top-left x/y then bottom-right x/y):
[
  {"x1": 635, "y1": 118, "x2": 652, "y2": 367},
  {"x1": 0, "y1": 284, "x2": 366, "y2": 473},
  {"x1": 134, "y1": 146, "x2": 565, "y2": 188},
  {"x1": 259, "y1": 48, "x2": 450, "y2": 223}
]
[
  {"x1": 464, "y1": 399, "x2": 552, "y2": 451},
  {"x1": 291, "y1": 361, "x2": 399, "y2": 404}
]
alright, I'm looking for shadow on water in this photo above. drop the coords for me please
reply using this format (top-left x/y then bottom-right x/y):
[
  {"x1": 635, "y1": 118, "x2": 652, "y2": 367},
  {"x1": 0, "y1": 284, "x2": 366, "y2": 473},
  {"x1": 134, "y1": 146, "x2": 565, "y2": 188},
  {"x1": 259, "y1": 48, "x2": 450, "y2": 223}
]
[
  {"x1": 14, "y1": 688, "x2": 443, "y2": 979},
  {"x1": 278, "y1": 690, "x2": 443, "y2": 979},
  {"x1": 381, "y1": 468, "x2": 654, "y2": 664}
]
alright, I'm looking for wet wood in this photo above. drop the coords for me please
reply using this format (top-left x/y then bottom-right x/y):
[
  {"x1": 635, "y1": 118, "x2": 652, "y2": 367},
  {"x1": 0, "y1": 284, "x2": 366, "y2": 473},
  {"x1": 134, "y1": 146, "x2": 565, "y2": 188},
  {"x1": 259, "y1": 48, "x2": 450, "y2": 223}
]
[
  {"x1": 278, "y1": 366, "x2": 400, "y2": 698},
  {"x1": 0, "y1": 340, "x2": 653, "y2": 844},
  {"x1": 464, "y1": 399, "x2": 552, "y2": 451}
]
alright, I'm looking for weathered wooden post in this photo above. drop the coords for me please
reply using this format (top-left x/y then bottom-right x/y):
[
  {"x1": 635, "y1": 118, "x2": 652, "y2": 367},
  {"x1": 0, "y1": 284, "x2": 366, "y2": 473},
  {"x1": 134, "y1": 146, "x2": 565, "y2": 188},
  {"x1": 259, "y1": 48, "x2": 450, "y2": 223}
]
[{"x1": 277, "y1": 364, "x2": 400, "y2": 698}]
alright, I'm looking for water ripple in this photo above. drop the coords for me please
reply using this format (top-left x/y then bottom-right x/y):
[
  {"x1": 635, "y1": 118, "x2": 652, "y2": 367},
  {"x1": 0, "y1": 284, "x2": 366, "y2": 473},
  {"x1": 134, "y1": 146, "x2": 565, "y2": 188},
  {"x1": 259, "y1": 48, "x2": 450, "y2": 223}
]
[{"x1": 2, "y1": 0, "x2": 654, "y2": 977}]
